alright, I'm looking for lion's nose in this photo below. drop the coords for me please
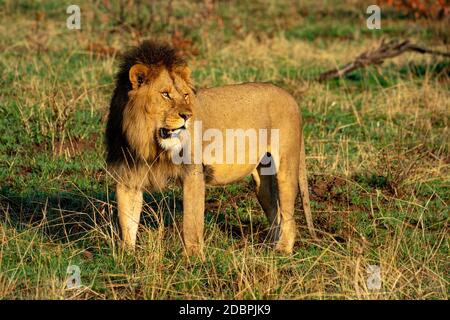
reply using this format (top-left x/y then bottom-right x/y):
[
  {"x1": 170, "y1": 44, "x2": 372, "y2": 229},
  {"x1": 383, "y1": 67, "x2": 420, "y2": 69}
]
[{"x1": 179, "y1": 111, "x2": 192, "y2": 121}]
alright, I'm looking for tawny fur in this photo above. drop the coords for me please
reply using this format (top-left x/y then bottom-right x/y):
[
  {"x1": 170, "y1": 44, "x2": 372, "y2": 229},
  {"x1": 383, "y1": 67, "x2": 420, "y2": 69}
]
[{"x1": 106, "y1": 41, "x2": 317, "y2": 256}]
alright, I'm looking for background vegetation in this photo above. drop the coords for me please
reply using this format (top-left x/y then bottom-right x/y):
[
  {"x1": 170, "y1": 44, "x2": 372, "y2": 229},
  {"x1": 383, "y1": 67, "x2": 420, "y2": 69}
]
[{"x1": 0, "y1": 0, "x2": 448, "y2": 299}]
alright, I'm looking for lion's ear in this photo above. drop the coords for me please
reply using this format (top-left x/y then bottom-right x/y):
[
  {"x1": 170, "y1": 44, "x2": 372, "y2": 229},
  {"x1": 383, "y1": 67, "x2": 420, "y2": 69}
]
[{"x1": 129, "y1": 64, "x2": 151, "y2": 90}]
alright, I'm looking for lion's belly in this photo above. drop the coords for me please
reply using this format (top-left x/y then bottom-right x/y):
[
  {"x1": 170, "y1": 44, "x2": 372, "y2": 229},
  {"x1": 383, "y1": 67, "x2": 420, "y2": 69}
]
[{"x1": 205, "y1": 163, "x2": 257, "y2": 185}]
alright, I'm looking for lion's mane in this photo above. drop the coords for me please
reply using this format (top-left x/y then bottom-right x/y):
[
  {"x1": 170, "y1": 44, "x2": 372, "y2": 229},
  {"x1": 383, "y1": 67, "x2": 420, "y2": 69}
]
[{"x1": 105, "y1": 41, "x2": 188, "y2": 169}]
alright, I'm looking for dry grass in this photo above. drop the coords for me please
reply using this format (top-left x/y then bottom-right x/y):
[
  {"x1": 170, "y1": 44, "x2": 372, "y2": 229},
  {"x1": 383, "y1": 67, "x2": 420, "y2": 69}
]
[{"x1": 0, "y1": 0, "x2": 448, "y2": 299}]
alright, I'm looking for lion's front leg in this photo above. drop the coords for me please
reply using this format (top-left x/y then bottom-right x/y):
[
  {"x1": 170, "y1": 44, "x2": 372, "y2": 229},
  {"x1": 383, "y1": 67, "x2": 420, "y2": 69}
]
[
  {"x1": 182, "y1": 166, "x2": 205, "y2": 257},
  {"x1": 117, "y1": 183, "x2": 143, "y2": 249}
]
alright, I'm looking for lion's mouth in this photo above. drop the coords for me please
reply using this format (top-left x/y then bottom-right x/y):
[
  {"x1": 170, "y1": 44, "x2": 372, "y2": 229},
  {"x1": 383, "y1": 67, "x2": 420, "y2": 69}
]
[{"x1": 159, "y1": 125, "x2": 186, "y2": 139}]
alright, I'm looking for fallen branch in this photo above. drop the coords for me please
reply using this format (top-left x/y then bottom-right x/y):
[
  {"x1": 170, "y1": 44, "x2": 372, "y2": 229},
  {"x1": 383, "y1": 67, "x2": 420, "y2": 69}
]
[{"x1": 316, "y1": 39, "x2": 450, "y2": 81}]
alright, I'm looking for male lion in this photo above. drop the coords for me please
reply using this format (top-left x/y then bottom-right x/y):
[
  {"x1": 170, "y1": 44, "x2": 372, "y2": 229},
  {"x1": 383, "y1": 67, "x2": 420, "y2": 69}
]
[{"x1": 106, "y1": 41, "x2": 316, "y2": 256}]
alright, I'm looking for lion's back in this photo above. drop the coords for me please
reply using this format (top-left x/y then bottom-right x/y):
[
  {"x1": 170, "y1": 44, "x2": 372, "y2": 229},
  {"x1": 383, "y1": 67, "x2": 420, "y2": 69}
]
[{"x1": 196, "y1": 82, "x2": 300, "y2": 130}]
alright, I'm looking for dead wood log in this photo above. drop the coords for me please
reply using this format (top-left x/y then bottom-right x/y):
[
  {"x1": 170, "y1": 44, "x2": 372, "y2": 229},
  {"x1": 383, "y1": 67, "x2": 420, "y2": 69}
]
[{"x1": 316, "y1": 39, "x2": 450, "y2": 81}]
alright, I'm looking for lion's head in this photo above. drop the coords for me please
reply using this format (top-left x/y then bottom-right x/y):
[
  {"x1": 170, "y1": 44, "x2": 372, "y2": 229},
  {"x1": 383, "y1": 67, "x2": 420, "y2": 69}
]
[{"x1": 106, "y1": 41, "x2": 195, "y2": 171}]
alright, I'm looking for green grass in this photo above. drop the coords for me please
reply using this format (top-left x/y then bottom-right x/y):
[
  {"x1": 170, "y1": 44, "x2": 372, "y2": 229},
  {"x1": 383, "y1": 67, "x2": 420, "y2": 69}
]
[{"x1": 0, "y1": 0, "x2": 449, "y2": 299}]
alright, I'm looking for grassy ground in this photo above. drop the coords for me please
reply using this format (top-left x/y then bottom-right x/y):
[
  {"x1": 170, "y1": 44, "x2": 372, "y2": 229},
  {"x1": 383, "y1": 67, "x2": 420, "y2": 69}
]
[{"x1": 0, "y1": 0, "x2": 448, "y2": 299}]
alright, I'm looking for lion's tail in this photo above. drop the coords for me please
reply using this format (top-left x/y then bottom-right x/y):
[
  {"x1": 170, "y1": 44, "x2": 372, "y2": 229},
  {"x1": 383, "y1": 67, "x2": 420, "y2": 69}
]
[{"x1": 299, "y1": 133, "x2": 318, "y2": 240}]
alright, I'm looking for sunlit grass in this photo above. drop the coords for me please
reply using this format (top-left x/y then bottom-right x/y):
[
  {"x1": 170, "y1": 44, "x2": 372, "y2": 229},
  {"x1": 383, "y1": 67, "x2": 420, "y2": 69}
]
[{"x1": 0, "y1": 0, "x2": 448, "y2": 299}]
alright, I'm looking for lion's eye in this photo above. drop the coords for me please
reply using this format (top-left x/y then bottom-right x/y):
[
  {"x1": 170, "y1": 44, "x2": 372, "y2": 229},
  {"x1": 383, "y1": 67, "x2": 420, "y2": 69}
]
[{"x1": 161, "y1": 92, "x2": 171, "y2": 99}]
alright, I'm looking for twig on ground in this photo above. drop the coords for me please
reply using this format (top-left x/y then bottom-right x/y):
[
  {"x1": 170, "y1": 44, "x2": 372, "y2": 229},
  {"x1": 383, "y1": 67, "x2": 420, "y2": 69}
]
[{"x1": 316, "y1": 39, "x2": 450, "y2": 81}]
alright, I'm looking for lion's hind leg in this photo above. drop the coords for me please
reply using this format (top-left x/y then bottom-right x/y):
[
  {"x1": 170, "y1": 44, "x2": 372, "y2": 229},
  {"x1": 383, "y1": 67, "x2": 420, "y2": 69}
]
[
  {"x1": 255, "y1": 152, "x2": 298, "y2": 254},
  {"x1": 274, "y1": 160, "x2": 298, "y2": 254},
  {"x1": 252, "y1": 158, "x2": 281, "y2": 247}
]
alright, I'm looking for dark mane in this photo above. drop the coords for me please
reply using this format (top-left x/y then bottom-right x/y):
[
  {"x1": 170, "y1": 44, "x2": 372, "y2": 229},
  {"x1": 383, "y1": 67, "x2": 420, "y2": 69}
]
[{"x1": 105, "y1": 41, "x2": 186, "y2": 167}]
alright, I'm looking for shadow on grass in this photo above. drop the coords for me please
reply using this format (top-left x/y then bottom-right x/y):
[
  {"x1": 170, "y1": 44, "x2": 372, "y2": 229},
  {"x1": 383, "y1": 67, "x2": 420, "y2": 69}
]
[
  {"x1": 0, "y1": 186, "x2": 273, "y2": 247},
  {"x1": 0, "y1": 187, "x2": 183, "y2": 244}
]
